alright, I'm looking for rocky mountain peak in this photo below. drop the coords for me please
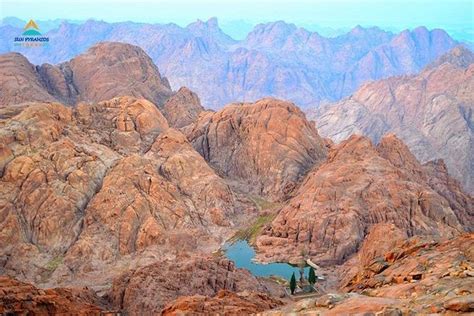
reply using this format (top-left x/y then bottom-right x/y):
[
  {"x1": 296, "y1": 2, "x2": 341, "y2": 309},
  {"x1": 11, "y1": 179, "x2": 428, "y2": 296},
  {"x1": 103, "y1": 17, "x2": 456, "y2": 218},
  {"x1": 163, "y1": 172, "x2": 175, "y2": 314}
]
[
  {"x1": 244, "y1": 21, "x2": 298, "y2": 48},
  {"x1": 256, "y1": 131, "x2": 469, "y2": 265},
  {"x1": 162, "y1": 86, "x2": 204, "y2": 128},
  {"x1": 0, "y1": 42, "x2": 173, "y2": 107},
  {"x1": 186, "y1": 17, "x2": 236, "y2": 47},
  {"x1": 426, "y1": 45, "x2": 474, "y2": 69}
]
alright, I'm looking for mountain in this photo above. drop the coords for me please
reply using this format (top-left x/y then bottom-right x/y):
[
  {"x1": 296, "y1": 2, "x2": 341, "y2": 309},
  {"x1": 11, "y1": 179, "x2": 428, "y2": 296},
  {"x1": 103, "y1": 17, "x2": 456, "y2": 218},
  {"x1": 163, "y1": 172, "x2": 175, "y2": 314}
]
[
  {"x1": 314, "y1": 46, "x2": 474, "y2": 193},
  {"x1": 0, "y1": 19, "x2": 460, "y2": 108},
  {"x1": 0, "y1": 42, "x2": 472, "y2": 315},
  {"x1": 0, "y1": 96, "x2": 245, "y2": 289},
  {"x1": 0, "y1": 42, "x2": 172, "y2": 106},
  {"x1": 184, "y1": 98, "x2": 328, "y2": 200},
  {"x1": 256, "y1": 134, "x2": 472, "y2": 265},
  {"x1": 0, "y1": 53, "x2": 58, "y2": 105}
]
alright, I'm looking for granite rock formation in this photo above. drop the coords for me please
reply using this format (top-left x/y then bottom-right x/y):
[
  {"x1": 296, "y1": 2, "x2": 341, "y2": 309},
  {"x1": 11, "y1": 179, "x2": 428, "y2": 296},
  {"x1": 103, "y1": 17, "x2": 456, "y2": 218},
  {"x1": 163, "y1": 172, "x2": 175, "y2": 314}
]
[
  {"x1": 0, "y1": 98, "x2": 235, "y2": 289},
  {"x1": 0, "y1": 276, "x2": 106, "y2": 315},
  {"x1": 162, "y1": 86, "x2": 204, "y2": 128},
  {"x1": 0, "y1": 53, "x2": 57, "y2": 105},
  {"x1": 185, "y1": 98, "x2": 328, "y2": 200},
  {"x1": 256, "y1": 134, "x2": 472, "y2": 264},
  {"x1": 0, "y1": 42, "x2": 173, "y2": 107},
  {"x1": 107, "y1": 255, "x2": 274, "y2": 314}
]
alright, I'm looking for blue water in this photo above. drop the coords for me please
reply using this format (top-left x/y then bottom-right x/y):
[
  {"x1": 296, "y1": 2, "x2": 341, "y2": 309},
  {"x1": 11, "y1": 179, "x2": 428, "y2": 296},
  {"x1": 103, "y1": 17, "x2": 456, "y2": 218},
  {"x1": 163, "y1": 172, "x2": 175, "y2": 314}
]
[{"x1": 223, "y1": 240, "x2": 309, "y2": 281}]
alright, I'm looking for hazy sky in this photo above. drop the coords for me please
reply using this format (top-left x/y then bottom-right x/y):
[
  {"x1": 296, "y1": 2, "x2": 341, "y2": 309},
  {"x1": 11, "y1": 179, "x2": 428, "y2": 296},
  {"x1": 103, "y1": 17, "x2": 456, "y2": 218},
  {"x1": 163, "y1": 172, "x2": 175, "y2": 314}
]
[{"x1": 1, "y1": 0, "x2": 473, "y2": 39}]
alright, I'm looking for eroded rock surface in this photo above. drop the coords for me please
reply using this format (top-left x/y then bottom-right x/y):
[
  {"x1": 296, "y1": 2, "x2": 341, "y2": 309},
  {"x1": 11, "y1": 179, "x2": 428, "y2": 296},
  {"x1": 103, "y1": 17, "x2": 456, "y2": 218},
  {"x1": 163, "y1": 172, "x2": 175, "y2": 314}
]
[
  {"x1": 186, "y1": 98, "x2": 327, "y2": 200},
  {"x1": 0, "y1": 53, "x2": 57, "y2": 105},
  {"x1": 0, "y1": 42, "x2": 173, "y2": 107},
  {"x1": 256, "y1": 134, "x2": 472, "y2": 264},
  {"x1": 162, "y1": 86, "x2": 204, "y2": 128},
  {"x1": 0, "y1": 99, "x2": 236, "y2": 289},
  {"x1": 108, "y1": 255, "x2": 273, "y2": 314},
  {"x1": 0, "y1": 276, "x2": 106, "y2": 315}
]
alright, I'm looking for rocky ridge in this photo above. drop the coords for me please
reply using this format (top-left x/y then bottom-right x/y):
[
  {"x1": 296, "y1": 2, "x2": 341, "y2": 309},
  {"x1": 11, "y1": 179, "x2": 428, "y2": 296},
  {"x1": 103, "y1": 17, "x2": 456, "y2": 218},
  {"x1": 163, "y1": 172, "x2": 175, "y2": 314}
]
[
  {"x1": 0, "y1": 20, "x2": 460, "y2": 109},
  {"x1": 256, "y1": 134, "x2": 472, "y2": 264},
  {"x1": 314, "y1": 46, "x2": 474, "y2": 193},
  {"x1": 0, "y1": 42, "x2": 173, "y2": 107}
]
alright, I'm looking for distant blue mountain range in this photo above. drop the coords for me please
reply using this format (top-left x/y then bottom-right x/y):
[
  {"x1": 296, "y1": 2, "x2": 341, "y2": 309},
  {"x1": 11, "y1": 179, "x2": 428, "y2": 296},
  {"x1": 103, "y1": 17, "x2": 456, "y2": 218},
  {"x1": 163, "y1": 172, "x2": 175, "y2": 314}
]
[{"x1": 1, "y1": 17, "x2": 469, "y2": 109}]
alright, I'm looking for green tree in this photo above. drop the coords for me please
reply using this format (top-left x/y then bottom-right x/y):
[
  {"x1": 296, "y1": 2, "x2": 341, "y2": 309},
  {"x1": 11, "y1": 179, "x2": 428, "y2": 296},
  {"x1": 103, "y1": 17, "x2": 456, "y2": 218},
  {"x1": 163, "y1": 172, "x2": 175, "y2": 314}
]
[
  {"x1": 290, "y1": 272, "x2": 297, "y2": 295},
  {"x1": 308, "y1": 267, "x2": 317, "y2": 285}
]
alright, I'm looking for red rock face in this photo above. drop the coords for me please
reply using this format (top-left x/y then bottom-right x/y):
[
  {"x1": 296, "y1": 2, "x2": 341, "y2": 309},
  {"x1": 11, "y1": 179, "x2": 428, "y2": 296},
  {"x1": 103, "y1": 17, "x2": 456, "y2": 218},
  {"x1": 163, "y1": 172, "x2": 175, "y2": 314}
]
[
  {"x1": 256, "y1": 134, "x2": 472, "y2": 265},
  {"x1": 0, "y1": 276, "x2": 106, "y2": 315},
  {"x1": 162, "y1": 290, "x2": 283, "y2": 315},
  {"x1": 341, "y1": 234, "x2": 474, "y2": 313},
  {"x1": 186, "y1": 98, "x2": 327, "y2": 200},
  {"x1": 107, "y1": 255, "x2": 274, "y2": 314},
  {"x1": 0, "y1": 42, "x2": 173, "y2": 107},
  {"x1": 75, "y1": 96, "x2": 169, "y2": 154},
  {"x1": 0, "y1": 99, "x2": 236, "y2": 288},
  {"x1": 0, "y1": 53, "x2": 58, "y2": 105},
  {"x1": 162, "y1": 86, "x2": 204, "y2": 128},
  {"x1": 65, "y1": 42, "x2": 172, "y2": 105}
]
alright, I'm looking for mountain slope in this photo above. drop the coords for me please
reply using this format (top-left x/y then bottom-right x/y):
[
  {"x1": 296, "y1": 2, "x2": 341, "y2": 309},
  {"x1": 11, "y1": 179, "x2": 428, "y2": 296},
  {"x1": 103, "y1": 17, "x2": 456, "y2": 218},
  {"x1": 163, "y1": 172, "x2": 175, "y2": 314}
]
[
  {"x1": 0, "y1": 98, "x2": 235, "y2": 288},
  {"x1": 314, "y1": 46, "x2": 474, "y2": 193},
  {"x1": 256, "y1": 134, "x2": 472, "y2": 264},
  {"x1": 185, "y1": 98, "x2": 328, "y2": 200},
  {"x1": 0, "y1": 42, "x2": 173, "y2": 107}
]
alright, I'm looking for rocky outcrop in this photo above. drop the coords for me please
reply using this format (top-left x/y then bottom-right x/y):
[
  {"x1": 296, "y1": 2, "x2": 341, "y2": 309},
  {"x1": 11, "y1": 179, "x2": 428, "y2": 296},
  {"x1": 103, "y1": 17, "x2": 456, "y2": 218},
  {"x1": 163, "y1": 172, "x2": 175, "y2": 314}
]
[
  {"x1": 256, "y1": 134, "x2": 472, "y2": 264},
  {"x1": 75, "y1": 96, "x2": 169, "y2": 155},
  {"x1": 108, "y1": 255, "x2": 271, "y2": 314},
  {"x1": 162, "y1": 290, "x2": 283, "y2": 315},
  {"x1": 0, "y1": 276, "x2": 106, "y2": 315},
  {"x1": 343, "y1": 234, "x2": 474, "y2": 292},
  {"x1": 0, "y1": 53, "x2": 57, "y2": 105},
  {"x1": 62, "y1": 42, "x2": 172, "y2": 105},
  {"x1": 314, "y1": 46, "x2": 474, "y2": 193},
  {"x1": 162, "y1": 86, "x2": 204, "y2": 128},
  {"x1": 0, "y1": 42, "x2": 173, "y2": 107},
  {"x1": 0, "y1": 102, "x2": 120, "y2": 282},
  {"x1": 341, "y1": 234, "x2": 474, "y2": 313},
  {"x1": 186, "y1": 98, "x2": 327, "y2": 200},
  {"x1": 262, "y1": 234, "x2": 474, "y2": 315},
  {"x1": 0, "y1": 99, "x2": 236, "y2": 288}
]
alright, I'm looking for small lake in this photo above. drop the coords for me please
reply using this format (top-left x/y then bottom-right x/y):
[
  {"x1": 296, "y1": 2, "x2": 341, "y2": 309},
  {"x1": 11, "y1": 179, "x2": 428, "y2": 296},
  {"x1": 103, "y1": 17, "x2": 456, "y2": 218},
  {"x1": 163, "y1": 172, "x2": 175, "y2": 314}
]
[{"x1": 223, "y1": 240, "x2": 309, "y2": 281}]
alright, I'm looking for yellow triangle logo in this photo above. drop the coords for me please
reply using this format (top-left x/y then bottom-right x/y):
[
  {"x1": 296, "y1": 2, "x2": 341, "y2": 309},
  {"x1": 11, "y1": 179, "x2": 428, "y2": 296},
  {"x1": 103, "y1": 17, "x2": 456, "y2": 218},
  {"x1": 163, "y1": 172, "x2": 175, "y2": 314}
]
[{"x1": 24, "y1": 19, "x2": 40, "y2": 30}]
